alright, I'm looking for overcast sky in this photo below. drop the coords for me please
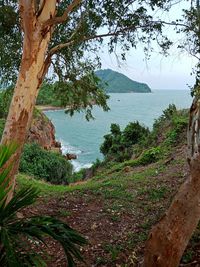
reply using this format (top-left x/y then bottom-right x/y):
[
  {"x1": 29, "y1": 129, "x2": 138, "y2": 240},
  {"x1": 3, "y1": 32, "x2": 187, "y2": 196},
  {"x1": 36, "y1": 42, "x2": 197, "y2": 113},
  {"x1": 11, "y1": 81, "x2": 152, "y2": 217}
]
[
  {"x1": 99, "y1": 1, "x2": 197, "y2": 90},
  {"x1": 100, "y1": 47, "x2": 196, "y2": 90}
]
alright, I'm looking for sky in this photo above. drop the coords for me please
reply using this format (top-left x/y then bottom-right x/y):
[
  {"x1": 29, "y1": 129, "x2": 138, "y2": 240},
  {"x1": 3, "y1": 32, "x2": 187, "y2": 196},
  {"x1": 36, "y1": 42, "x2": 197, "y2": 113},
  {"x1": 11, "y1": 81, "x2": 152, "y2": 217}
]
[
  {"x1": 99, "y1": 1, "x2": 197, "y2": 91},
  {"x1": 100, "y1": 47, "x2": 196, "y2": 90}
]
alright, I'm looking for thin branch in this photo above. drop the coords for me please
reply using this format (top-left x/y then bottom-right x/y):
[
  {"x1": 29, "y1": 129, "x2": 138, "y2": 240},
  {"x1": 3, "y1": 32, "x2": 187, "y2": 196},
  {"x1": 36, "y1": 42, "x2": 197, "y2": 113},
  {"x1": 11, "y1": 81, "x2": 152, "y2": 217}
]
[
  {"x1": 42, "y1": 19, "x2": 191, "y2": 79},
  {"x1": 48, "y1": 20, "x2": 190, "y2": 57},
  {"x1": 67, "y1": 10, "x2": 86, "y2": 42},
  {"x1": 44, "y1": 0, "x2": 81, "y2": 27}
]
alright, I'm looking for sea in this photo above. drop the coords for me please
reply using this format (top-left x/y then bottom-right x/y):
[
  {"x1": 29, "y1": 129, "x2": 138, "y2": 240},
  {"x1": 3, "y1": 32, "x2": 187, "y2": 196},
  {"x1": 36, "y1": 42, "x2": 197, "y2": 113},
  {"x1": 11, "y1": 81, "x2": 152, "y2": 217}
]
[{"x1": 45, "y1": 90, "x2": 192, "y2": 171}]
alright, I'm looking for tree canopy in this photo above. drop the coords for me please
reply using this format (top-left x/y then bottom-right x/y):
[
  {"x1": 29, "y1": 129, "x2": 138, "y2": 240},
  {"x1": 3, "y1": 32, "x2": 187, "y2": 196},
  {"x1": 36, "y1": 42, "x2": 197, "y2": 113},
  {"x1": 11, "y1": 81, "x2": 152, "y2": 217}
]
[
  {"x1": 1, "y1": 1, "x2": 199, "y2": 92},
  {"x1": 2, "y1": 1, "x2": 200, "y2": 265},
  {"x1": 0, "y1": 0, "x2": 175, "y2": 113}
]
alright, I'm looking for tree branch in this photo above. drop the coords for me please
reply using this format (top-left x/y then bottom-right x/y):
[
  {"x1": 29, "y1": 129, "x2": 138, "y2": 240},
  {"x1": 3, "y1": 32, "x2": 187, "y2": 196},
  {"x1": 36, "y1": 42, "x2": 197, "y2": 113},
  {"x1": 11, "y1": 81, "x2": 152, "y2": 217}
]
[
  {"x1": 47, "y1": 20, "x2": 190, "y2": 57},
  {"x1": 44, "y1": 0, "x2": 81, "y2": 27},
  {"x1": 35, "y1": 0, "x2": 46, "y2": 16},
  {"x1": 19, "y1": 0, "x2": 36, "y2": 34},
  {"x1": 42, "y1": 19, "x2": 190, "y2": 80}
]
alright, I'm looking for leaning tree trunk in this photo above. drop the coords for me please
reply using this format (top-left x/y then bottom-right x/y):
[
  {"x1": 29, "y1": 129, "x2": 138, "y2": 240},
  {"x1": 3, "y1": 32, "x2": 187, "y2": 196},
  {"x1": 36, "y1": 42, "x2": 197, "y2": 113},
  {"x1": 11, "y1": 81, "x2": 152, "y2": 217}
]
[
  {"x1": 143, "y1": 95, "x2": 200, "y2": 267},
  {"x1": 1, "y1": 1, "x2": 56, "y2": 202}
]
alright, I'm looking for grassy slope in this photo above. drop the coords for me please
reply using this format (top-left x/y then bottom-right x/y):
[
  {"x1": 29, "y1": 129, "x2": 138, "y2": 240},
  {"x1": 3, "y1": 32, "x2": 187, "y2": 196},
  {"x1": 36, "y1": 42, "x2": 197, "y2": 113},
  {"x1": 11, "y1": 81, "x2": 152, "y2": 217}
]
[
  {"x1": 17, "y1": 108, "x2": 200, "y2": 266},
  {"x1": 18, "y1": 149, "x2": 199, "y2": 266}
]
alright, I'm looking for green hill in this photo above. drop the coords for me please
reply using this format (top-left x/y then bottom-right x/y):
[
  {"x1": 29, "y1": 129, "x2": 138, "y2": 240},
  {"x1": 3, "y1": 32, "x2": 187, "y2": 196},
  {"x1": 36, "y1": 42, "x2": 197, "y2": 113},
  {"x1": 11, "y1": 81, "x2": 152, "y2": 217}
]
[{"x1": 96, "y1": 69, "x2": 151, "y2": 93}]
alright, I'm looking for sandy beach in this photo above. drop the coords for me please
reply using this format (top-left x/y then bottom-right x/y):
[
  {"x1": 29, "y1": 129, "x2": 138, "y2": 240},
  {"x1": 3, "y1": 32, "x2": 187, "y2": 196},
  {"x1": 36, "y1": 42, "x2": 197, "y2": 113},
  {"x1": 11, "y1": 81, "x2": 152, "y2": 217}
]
[{"x1": 36, "y1": 105, "x2": 65, "y2": 111}]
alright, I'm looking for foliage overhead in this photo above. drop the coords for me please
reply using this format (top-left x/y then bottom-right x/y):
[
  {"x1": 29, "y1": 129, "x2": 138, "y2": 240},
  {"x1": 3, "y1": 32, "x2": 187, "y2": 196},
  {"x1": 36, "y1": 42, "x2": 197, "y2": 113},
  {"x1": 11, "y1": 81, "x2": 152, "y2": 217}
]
[
  {"x1": 0, "y1": 143, "x2": 87, "y2": 267},
  {"x1": 0, "y1": 0, "x2": 175, "y2": 84},
  {"x1": 0, "y1": 0, "x2": 180, "y2": 117}
]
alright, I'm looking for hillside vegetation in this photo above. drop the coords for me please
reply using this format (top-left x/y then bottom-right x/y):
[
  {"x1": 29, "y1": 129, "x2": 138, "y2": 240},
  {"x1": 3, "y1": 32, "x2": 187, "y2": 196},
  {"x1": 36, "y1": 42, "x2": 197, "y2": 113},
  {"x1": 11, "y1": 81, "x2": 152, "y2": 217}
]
[
  {"x1": 96, "y1": 69, "x2": 151, "y2": 93},
  {"x1": 16, "y1": 105, "x2": 199, "y2": 267}
]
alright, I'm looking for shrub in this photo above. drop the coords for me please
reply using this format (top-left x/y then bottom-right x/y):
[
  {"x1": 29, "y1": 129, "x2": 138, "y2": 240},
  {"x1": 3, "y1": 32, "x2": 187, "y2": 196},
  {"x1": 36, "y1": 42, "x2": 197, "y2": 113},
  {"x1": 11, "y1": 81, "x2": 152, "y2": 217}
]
[
  {"x1": 139, "y1": 146, "x2": 162, "y2": 165},
  {"x1": 165, "y1": 113, "x2": 188, "y2": 145},
  {"x1": 122, "y1": 121, "x2": 150, "y2": 146},
  {"x1": 0, "y1": 86, "x2": 13, "y2": 118},
  {"x1": 69, "y1": 168, "x2": 87, "y2": 183},
  {"x1": 19, "y1": 143, "x2": 72, "y2": 184},
  {"x1": 100, "y1": 122, "x2": 150, "y2": 162},
  {"x1": 92, "y1": 158, "x2": 102, "y2": 169},
  {"x1": 165, "y1": 129, "x2": 178, "y2": 145},
  {"x1": 149, "y1": 104, "x2": 188, "y2": 147}
]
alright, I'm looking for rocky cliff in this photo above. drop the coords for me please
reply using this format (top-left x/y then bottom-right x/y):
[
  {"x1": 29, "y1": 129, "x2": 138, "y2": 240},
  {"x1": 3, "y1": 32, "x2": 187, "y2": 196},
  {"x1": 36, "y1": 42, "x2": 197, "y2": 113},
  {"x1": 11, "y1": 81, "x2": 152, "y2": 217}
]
[
  {"x1": 27, "y1": 109, "x2": 61, "y2": 152},
  {"x1": 0, "y1": 109, "x2": 61, "y2": 152}
]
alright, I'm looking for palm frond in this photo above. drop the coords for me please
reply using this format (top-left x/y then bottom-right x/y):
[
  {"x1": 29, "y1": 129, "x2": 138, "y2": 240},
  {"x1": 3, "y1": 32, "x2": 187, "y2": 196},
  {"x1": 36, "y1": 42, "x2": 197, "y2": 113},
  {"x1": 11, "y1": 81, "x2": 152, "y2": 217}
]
[
  {"x1": 0, "y1": 143, "x2": 18, "y2": 205},
  {"x1": 0, "y1": 143, "x2": 87, "y2": 266}
]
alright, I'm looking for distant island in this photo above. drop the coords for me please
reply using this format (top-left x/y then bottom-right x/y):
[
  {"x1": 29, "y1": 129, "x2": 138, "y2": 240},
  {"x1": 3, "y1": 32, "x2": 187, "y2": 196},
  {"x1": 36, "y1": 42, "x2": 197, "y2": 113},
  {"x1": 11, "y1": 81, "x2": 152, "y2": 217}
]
[{"x1": 95, "y1": 69, "x2": 151, "y2": 93}]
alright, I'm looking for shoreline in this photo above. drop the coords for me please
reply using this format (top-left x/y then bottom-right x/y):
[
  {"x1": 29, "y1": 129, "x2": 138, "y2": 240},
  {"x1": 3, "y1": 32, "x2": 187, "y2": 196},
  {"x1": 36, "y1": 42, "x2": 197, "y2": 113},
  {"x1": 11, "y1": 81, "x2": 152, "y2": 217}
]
[
  {"x1": 36, "y1": 105, "x2": 65, "y2": 111},
  {"x1": 36, "y1": 105, "x2": 93, "y2": 171}
]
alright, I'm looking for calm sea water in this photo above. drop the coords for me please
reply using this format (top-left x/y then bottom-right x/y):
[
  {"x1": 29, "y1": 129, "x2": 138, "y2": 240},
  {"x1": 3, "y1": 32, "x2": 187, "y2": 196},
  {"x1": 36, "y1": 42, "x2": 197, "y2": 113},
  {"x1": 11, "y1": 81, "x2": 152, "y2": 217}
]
[{"x1": 45, "y1": 90, "x2": 192, "y2": 171}]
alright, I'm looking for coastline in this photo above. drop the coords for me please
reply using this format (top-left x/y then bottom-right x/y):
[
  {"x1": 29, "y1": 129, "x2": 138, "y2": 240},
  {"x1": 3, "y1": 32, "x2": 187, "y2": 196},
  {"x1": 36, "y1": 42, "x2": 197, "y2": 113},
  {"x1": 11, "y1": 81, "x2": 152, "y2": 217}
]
[{"x1": 36, "y1": 105, "x2": 65, "y2": 111}]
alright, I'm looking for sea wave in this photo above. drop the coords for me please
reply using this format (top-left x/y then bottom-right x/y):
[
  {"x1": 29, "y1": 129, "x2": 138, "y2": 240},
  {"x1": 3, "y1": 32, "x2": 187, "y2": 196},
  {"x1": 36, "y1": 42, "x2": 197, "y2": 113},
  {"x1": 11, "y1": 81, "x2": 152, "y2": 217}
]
[
  {"x1": 61, "y1": 142, "x2": 82, "y2": 155},
  {"x1": 71, "y1": 160, "x2": 92, "y2": 172},
  {"x1": 59, "y1": 139, "x2": 92, "y2": 172}
]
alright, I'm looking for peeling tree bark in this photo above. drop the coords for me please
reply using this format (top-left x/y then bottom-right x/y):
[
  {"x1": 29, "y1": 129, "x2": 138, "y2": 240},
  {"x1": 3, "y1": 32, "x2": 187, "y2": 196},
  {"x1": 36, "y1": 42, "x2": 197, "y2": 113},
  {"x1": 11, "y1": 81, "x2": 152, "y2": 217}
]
[
  {"x1": 1, "y1": 0, "x2": 57, "y2": 202},
  {"x1": 0, "y1": 0, "x2": 82, "y2": 203},
  {"x1": 143, "y1": 95, "x2": 200, "y2": 267}
]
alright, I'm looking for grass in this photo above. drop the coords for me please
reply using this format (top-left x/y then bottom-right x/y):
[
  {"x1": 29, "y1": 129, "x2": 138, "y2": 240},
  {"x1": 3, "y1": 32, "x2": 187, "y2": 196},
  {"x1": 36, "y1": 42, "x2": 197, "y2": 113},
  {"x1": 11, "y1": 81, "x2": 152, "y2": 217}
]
[
  {"x1": 17, "y1": 163, "x2": 171, "y2": 220},
  {"x1": 17, "y1": 163, "x2": 160, "y2": 195},
  {"x1": 58, "y1": 210, "x2": 71, "y2": 217},
  {"x1": 17, "y1": 173, "x2": 101, "y2": 195},
  {"x1": 14, "y1": 107, "x2": 193, "y2": 266},
  {"x1": 104, "y1": 244, "x2": 123, "y2": 261},
  {"x1": 16, "y1": 142, "x2": 190, "y2": 266}
]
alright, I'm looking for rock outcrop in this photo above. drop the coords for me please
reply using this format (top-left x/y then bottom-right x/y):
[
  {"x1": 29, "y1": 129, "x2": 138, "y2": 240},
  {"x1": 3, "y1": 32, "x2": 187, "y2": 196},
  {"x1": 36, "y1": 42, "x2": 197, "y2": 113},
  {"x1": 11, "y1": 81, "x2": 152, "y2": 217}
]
[
  {"x1": 65, "y1": 153, "x2": 77, "y2": 160},
  {"x1": 27, "y1": 109, "x2": 61, "y2": 152}
]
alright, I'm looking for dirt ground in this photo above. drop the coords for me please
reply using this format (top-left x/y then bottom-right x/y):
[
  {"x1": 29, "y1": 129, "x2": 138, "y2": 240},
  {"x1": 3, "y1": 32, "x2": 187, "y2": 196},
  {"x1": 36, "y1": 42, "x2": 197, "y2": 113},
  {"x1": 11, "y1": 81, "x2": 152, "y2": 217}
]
[{"x1": 21, "y1": 145, "x2": 200, "y2": 267}]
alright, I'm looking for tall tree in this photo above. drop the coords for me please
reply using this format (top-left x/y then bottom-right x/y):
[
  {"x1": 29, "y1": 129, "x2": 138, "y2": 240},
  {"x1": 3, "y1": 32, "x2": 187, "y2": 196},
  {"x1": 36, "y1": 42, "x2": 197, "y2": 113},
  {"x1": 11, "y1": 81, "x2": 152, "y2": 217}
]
[
  {"x1": 143, "y1": 1, "x2": 200, "y2": 266},
  {"x1": 4, "y1": 1, "x2": 200, "y2": 265},
  {"x1": 0, "y1": 0, "x2": 171, "y2": 202}
]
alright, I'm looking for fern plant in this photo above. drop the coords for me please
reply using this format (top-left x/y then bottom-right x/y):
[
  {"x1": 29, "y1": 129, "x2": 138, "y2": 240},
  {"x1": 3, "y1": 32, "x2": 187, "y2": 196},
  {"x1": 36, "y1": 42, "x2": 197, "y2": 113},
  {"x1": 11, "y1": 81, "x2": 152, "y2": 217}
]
[{"x1": 0, "y1": 143, "x2": 87, "y2": 267}]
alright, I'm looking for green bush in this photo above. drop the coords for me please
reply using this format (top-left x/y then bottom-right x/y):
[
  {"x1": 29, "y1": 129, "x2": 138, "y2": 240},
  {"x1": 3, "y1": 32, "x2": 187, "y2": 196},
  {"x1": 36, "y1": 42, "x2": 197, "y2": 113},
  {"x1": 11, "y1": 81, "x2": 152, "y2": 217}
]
[
  {"x1": 0, "y1": 86, "x2": 13, "y2": 118},
  {"x1": 153, "y1": 104, "x2": 177, "y2": 130},
  {"x1": 172, "y1": 115, "x2": 188, "y2": 132},
  {"x1": 110, "y1": 146, "x2": 162, "y2": 173},
  {"x1": 19, "y1": 143, "x2": 73, "y2": 184},
  {"x1": 165, "y1": 129, "x2": 178, "y2": 145},
  {"x1": 148, "y1": 104, "x2": 188, "y2": 147},
  {"x1": 69, "y1": 168, "x2": 87, "y2": 183},
  {"x1": 91, "y1": 158, "x2": 103, "y2": 171},
  {"x1": 165, "y1": 113, "x2": 188, "y2": 145},
  {"x1": 122, "y1": 121, "x2": 150, "y2": 146},
  {"x1": 100, "y1": 122, "x2": 150, "y2": 162},
  {"x1": 139, "y1": 146, "x2": 162, "y2": 165}
]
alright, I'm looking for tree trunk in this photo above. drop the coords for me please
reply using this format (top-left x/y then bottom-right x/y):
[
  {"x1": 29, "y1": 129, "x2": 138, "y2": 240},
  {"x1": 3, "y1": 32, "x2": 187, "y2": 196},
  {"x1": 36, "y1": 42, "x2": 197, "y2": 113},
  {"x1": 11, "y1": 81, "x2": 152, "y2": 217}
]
[
  {"x1": 143, "y1": 96, "x2": 200, "y2": 267},
  {"x1": 1, "y1": 1, "x2": 56, "y2": 202}
]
